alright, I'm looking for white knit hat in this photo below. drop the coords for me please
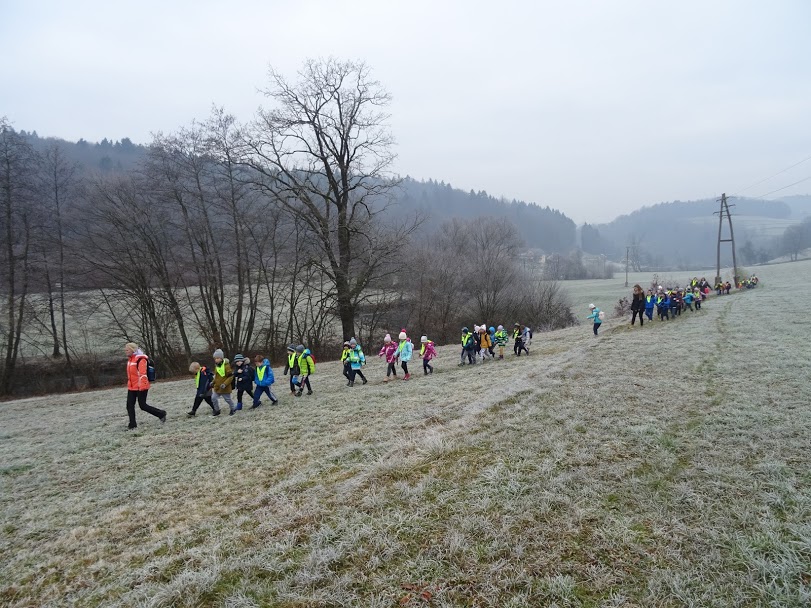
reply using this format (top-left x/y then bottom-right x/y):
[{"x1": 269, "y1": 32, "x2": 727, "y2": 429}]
[
  {"x1": 420, "y1": 335, "x2": 428, "y2": 343},
  {"x1": 398, "y1": 331, "x2": 407, "y2": 340},
  {"x1": 384, "y1": 333, "x2": 392, "y2": 343},
  {"x1": 588, "y1": 304, "x2": 595, "y2": 309}
]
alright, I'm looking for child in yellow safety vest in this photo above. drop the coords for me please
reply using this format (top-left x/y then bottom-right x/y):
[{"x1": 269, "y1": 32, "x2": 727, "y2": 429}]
[
  {"x1": 493, "y1": 325, "x2": 509, "y2": 359},
  {"x1": 212, "y1": 349, "x2": 237, "y2": 415},
  {"x1": 294, "y1": 345, "x2": 315, "y2": 396},
  {"x1": 283, "y1": 344, "x2": 299, "y2": 395},
  {"x1": 252, "y1": 355, "x2": 278, "y2": 407},
  {"x1": 187, "y1": 361, "x2": 217, "y2": 416}
]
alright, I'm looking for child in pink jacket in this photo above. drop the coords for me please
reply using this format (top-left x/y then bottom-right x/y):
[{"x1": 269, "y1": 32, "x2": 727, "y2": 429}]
[
  {"x1": 420, "y1": 335, "x2": 437, "y2": 375},
  {"x1": 378, "y1": 333, "x2": 399, "y2": 382}
]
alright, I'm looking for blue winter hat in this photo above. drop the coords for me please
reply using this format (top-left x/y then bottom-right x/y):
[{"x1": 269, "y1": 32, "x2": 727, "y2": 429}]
[{"x1": 489, "y1": 326, "x2": 495, "y2": 332}]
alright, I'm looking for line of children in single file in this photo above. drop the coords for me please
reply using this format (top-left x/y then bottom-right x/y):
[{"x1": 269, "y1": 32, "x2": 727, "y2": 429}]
[{"x1": 186, "y1": 323, "x2": 538, "y2": 414}]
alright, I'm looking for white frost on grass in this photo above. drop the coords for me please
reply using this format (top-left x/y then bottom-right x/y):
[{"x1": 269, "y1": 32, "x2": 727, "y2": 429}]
[{"x1": 1, "y1": 260, "x2": 810, "y2": 606}]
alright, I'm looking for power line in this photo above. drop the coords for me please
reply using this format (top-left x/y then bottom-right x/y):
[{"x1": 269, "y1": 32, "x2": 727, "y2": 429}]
[
  {"x1": 749, "y1": 175, "x2": 811, "y2": 200},
  {"x1": 731, "y1": 154, "x2": 811, "y2": 197}
]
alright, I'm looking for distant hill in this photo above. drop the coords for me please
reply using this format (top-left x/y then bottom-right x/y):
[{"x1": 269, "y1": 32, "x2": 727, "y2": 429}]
[
  {"x1": 582, "y1": 197, "x2": 801, "y2": 268},
  {"x1": 777, "y1": 195, "x2": 811, "y2": 219},
  {"x1": 391, "y1": 178, "x2": 576, "y2": 252}
]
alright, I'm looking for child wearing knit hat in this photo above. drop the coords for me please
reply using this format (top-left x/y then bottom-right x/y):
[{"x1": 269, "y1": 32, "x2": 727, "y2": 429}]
[
  {"x1": 419, "y1": 336, "x2": 437, "y2": 375},
  {"x1": 395, "y1": 331, "x2": 413, "y2": 380},
  {"x1": 211, "y1": 349, "x2": 237, "y2": 415},
  {"x1": 378, "y1": 333, "x2": 399, "y2": 382}
]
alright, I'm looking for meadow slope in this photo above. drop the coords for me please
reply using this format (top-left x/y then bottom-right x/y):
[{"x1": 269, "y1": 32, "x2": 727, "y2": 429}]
[{"x1": 1, "y1": 261, "x2": 810, "y2": 607}]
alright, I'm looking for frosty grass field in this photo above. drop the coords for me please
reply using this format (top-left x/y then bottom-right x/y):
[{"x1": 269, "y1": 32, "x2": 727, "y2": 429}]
[{"x1": 1, "y1": 261, "x2": 810, "y2": 607}]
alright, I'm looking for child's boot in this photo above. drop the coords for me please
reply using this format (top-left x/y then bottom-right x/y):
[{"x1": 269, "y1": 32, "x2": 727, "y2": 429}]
[{"x1": 236, "y1": 402, "x2": 242, "y2": 411}]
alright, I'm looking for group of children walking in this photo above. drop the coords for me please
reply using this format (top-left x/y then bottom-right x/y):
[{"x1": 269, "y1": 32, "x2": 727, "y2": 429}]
[
  {"x1": 374, "y1": 330, "x2": 434, "y2": 382},
  {"x1": 185, "y1": 344, "x2": 316, "y2": 417},
  {"x1": 459, "y1": 324, "x2": 531, "y2": 364},
  {"x1": 123, "y1": 271, "x2": 764, "y2": 428},
  {"x1": 584, "y1": 274, "x2": 759, "y2": 337}
]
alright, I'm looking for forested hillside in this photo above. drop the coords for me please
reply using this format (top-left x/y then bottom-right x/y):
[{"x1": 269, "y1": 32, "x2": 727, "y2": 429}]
[{"x1": 18, "y1": 131, "x2": 576, "y2": 252}]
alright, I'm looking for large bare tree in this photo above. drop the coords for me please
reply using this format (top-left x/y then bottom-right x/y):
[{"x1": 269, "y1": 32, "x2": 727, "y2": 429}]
[
  {"x1": 0, "y1": 119, "x2": 37, "y2": 394},
  {"x1": 38, "y1": 142, "x2": 81, "y2": 370},
  {"x1": 241, "y1": 58, "x2": 405, "y2": 339}
]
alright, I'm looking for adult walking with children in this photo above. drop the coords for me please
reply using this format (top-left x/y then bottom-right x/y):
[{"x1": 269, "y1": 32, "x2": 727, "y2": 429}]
[
  {"x1": 631, "y1": 284, "x2": 645, "y2": 326},
  {"x1": 124, "y1": 342, "x2": 166, "y2": 430}
]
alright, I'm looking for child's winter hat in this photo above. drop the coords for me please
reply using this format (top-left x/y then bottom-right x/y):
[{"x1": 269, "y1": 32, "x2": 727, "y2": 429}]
[
  {"x1": 420, "y1": 335, "x2": 428, "y2": 343},
  {"x1": 233, "y1": 353, "x2": 244, "y2": 362},
  {"x1": 349, "y1": 338, "x2": 357, "y2": 346},
  {"x1": 213, "y1": 348, "x2": 224, "y2": 359},
  {"x1": 286, "y1": 344, "x2": 296, "y2": 352},
  {"x1": 295, "y1": 344, "x2": 305, "y2": 353},
  {"x1": 343, "y1": 341, "x2": 350, "y2": 347},
  {"x1": 462, "y1": 326, "x2": 469, "y2": 333},
  {"x1": 398, "y1": 331, "x2": 407, "y2": 340},
  {"x1": 589, "y1": 304, "x2": 596, "y2": 309},
  {"x1": 384, "y1": 333, "x2": 392, "y2": 343}
]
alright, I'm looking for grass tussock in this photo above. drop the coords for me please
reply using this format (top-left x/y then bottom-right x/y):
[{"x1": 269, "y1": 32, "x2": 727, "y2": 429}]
[{"x1": 1, "y1": 260, "x2": 810, "y2": 606}]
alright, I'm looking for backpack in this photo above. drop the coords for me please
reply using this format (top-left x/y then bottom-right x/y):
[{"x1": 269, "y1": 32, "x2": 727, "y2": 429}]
[
  {"x1": 598, "y1": 311, "x2": 606, "y2": 321},
  {"x1": 139, "y1": 355, "x2": 156, "y2": 382}
]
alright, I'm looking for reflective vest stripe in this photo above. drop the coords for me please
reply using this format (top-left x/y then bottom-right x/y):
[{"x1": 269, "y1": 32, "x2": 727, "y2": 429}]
[{"x1": 256, "y1": 366, "x2": 265, "y2": 382}]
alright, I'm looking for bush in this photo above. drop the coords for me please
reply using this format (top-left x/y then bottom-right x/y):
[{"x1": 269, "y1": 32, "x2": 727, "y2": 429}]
[{"x1": 614, "y1": 297, "x2": 631, "y2": 318}]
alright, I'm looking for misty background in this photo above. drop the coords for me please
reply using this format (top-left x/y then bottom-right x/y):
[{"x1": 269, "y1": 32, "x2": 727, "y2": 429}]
[{"x1": 2, "y1": 0, "x2": 811, "y2": 223}]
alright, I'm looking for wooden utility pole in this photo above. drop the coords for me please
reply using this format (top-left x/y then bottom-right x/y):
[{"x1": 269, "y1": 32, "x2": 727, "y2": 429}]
[{"x1": 714, "y1": 193, "x2": 739, "y2": 285}]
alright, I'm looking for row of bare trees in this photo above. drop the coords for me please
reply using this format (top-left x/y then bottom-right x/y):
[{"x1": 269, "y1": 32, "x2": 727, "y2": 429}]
[
  {"x1": 0, "y1": 58, "x2": 575, "y2": 397},
  {"x1": 0, "y1": 59, "x2": 418, "y2": 395}
]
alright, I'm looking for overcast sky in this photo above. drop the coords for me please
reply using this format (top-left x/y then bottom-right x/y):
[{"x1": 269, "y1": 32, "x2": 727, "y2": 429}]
[{"x1": 1, "y1": 0, "x2": 809, "y2": 223}]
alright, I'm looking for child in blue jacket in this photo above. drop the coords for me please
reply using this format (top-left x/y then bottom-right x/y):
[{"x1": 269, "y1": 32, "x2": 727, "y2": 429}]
[
  {"x1": 644, "y1": 290, "x2": 656, "y2": 321},
  {"x1": 252, "y1": 355, "x2": 278, "y2": 408},
  {"x1": 657, "y1": 294, "x2": 670, "y2": 321},
  {"x1": 587, "y1": 304, "x2": 602, "y2": 336}
]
